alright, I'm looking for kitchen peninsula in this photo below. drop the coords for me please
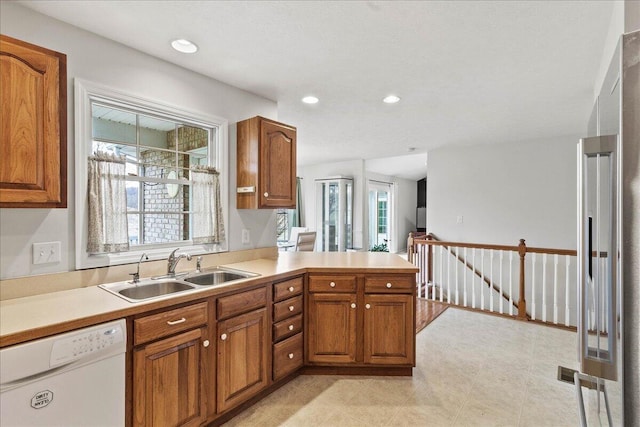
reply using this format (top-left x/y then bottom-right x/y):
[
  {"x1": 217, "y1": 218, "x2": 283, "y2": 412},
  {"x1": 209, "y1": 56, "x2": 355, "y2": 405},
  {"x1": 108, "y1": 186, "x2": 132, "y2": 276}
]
[{"x1": 0, "y1": 251, "x2": 417, "y2": 426}]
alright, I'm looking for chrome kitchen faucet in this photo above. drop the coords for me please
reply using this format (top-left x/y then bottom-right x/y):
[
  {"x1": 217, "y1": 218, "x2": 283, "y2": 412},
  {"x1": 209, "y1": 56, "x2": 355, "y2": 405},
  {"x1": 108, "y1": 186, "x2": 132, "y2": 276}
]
[{"x1": 167, "y1": 248, "x2": 191, "y2": 276}]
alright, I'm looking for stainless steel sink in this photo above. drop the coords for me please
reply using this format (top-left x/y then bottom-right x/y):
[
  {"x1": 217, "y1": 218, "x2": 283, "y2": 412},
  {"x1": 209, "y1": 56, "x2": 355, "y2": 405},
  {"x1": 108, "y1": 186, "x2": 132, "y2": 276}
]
[
  {"x1": 99, "y1": 279, "x2": 196, "y2": 303},
  {"x1": 184, "y1": 268, "x2": 259, "y2": 287},
  {"x1": 99, "y1": 267, "x2": 259, "y2": 302}
]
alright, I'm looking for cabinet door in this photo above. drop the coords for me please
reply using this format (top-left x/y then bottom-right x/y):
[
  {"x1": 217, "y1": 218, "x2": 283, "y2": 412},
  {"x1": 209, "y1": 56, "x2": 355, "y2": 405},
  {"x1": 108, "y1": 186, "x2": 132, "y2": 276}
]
[
  {"x1": 133, "y1": 328, "x2": 207, "y2": 427},
  {"x1": 217, "y1": 308, "x2": 269, "y2": 413},
  {"x1": 364, "y1": 294, "x2": 414, "y2": 365},
  {"x1": 307, "y1": 293, "x2": 357, "y2": 364},
  {"x1": 259, "y1": 119, "x2": 296, "y2": 208},
  {"x1": 0, "y1": 35, "x2": 66, "y2": 208}
]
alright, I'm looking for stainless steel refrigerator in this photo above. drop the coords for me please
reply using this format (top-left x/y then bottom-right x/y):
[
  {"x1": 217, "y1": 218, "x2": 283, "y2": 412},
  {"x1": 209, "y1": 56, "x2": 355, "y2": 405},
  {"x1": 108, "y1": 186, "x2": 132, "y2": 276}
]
[{"x1": 574, "y1": 31, "x2": 640, "y2": 427}]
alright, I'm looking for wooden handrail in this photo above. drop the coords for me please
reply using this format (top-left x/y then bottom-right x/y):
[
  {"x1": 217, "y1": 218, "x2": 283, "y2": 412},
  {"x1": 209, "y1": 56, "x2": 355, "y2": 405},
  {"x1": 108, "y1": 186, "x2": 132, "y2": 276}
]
[{"x1": 409, "y1": 233, "x2": 584, "y2": 323}]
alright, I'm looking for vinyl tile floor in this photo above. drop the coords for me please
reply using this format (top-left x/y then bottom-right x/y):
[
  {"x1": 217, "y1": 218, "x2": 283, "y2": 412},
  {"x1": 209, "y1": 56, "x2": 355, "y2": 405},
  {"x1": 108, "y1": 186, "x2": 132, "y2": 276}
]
[{"x1": 222, "y1": 308, "x2": 596, "y2": 426}]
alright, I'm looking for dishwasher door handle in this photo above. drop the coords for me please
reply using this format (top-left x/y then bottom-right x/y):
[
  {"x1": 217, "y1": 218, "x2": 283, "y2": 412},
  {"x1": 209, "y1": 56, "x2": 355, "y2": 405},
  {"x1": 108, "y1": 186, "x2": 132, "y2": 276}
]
[{"x1": 0, "y1": 362, "x2": 72, "y2": 392}]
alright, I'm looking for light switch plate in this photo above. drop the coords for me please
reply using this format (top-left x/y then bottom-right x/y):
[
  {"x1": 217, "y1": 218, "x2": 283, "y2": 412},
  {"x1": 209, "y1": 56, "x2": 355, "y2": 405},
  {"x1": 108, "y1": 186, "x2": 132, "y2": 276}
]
[{"x1": 33, "y1": 241, "x2": 61, "y2": 265}]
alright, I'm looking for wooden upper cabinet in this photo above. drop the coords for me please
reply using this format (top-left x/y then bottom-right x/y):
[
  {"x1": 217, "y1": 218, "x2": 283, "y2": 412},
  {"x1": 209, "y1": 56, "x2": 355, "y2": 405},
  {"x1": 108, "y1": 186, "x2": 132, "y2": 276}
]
[
  {"x1": 236, "y1": 116, "x2": 296, "y2": 209},
  {"x1": 0, "y1": 35, "x2": 67, "y2": 208}
]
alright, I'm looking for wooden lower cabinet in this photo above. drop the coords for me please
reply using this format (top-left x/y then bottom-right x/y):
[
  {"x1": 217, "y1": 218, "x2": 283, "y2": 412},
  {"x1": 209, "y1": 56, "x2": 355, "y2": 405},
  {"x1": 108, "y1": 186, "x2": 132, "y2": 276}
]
[
  {"x1": 364, "y1": 294, "x2": 414, "y2": 365},
  {"x1": 306, "y1": 273, "x2": 415, "y2": 368},
  {"x1": 133, "y1": 328, "x2": 208, "y2": 427},
  {"x1": 307, "y1": 293, "x2": 357, "y2": 364},
  {"x1": 217, "y1": 307, "x2": 269, "y2": 413}
]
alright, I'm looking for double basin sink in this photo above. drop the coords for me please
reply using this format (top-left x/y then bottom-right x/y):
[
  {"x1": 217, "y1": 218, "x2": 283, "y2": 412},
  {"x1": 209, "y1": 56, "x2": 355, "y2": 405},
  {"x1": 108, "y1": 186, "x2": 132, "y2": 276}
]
[{"x1": 99, "y1": 267, "x2": 259, "y2": 303}]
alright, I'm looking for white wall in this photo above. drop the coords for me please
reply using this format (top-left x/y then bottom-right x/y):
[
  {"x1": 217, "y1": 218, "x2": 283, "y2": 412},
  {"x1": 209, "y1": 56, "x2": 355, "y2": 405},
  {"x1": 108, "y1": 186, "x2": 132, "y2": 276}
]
[
  {"x1": 0, "y1": 3, "x2": 277, "y2": 279},
  {"x1": 298, "y1": 160, "x2": 417, "y2": 253},
  {"x1": 426, "y1": 136, "x2": 578, "y2": 249}
]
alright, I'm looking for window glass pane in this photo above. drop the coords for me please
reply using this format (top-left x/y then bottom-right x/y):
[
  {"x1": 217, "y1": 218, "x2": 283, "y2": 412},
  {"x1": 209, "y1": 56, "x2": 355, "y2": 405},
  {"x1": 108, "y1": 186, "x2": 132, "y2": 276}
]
[
  {"x1": 139, "y1": 147, "x2": 180, "y2": 179},
  {"x1": 92, "y1": 104, "x2": 137, "y2": 144},
  {"x1": 127, "y1": 214, "x2": 140, "y2": 246},
  {"x1": 143, "y1": 213, "x2": 189, "y2": 244},
  {"x1": 138, "y1": 114, "x2": 176, "y2": 149},
  {"x1": 126, "y1": 181, "x2": 139, "y2": 211}
]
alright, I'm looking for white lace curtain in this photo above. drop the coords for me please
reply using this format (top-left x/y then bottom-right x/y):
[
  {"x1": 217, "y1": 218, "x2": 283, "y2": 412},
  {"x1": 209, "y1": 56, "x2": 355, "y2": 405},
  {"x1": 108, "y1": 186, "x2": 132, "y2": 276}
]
[
  {"x1": 87, "y1": 153, "x2": 129, "y2": 254},
  {"x1": 191, "y1": 166, "x2": 225, "y2": 244}
]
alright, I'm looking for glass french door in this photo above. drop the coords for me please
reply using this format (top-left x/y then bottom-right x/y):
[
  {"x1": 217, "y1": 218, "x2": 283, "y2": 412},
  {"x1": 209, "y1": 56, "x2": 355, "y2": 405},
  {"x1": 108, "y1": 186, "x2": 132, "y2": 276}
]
[
  {"x1": 368, "y1": 181, "x2": 393, "y2": 250},
  {"x1": 315, "y1": 178, "x2": 353, "y2": 252}
]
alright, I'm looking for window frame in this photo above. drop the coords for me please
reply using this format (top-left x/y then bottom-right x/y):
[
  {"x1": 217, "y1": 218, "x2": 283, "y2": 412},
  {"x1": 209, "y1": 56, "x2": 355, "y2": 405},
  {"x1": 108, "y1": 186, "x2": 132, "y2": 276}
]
[{"x1": 75, "y1": 79, "x2": 229, "y2": 269}]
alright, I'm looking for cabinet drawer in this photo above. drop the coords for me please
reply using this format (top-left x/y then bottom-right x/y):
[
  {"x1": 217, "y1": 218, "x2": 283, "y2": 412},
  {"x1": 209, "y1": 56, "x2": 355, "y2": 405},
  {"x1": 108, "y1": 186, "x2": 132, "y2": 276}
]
[
  {"x1": 273, "y1": 313, "x2": 303, "y2": 342},
  {"x1": 364, "y1": 276, "x2": 414, "y2": 293},
  {"x1": 273, "y1": 333, "x2": 303, "y2": 381},
  {"x1": 273, "y1": 276, "x2": 303, "y2": 302},
  {"x1": 273, "y1": 295, "x2": 303, "y2": 323},
  {"x1": 134, "y1": 302, "x2": 208, "y2": 345},
  {"x1": 308, "y1": 275, "x2": 356, "y2": 293},
  {"x1": 217, "y1": 287, "x2": 267, "y2": 320}
]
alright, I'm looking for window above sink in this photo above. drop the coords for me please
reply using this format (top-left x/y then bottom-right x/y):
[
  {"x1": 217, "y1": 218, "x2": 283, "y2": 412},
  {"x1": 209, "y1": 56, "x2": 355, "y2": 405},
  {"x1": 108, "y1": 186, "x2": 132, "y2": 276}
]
[{"x1": 74, "y1": 79, "x2": 229, "y2": 270}]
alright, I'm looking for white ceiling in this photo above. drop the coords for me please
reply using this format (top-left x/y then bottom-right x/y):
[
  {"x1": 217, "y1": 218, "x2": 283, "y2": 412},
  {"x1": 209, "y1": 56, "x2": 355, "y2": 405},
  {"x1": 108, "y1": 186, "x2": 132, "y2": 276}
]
[{"x1": 19, "y1": 1, "x2": 613, "y2": 180}]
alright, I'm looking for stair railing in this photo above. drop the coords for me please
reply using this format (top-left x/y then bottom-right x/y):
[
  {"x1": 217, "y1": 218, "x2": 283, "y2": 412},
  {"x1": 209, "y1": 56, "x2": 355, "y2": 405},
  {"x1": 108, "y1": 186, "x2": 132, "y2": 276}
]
[{"x1": 407, "y1": 233, "x2": 606, "y2": 330}]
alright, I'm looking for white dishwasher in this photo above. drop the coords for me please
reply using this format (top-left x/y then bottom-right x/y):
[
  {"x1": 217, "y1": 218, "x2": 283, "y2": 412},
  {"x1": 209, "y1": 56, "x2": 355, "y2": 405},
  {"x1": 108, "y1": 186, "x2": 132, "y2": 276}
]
[{"x1": 0, "y1": 319, "x2": 126, "y2": 427}]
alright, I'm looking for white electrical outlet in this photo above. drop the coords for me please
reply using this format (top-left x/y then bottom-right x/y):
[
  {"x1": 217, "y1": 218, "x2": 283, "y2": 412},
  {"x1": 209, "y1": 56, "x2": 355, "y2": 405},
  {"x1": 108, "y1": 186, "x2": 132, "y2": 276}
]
[
  {"x1": 33, "y1": 241, "x2": 61, "y2": 265},
  {"x1": 241, "y1": 229, "x2": 251, "y2": 244},
  {"x1": 456, "y1": 215, "x2": 464, "y2": 224}
]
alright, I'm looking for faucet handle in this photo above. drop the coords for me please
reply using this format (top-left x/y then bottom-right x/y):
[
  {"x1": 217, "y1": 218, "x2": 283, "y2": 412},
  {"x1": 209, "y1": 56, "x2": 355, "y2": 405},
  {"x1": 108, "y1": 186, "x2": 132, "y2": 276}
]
[
  {"x1": 129, "y1": 272, "x2": 140, "y2": 284},
  {"x1": 196, "y1": 256, "x2": 203, "y2": 273}
]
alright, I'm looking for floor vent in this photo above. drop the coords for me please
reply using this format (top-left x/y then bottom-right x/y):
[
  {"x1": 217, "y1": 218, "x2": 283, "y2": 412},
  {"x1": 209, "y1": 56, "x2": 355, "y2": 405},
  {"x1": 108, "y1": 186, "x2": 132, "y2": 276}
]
[{"x1": 557, "y1": 366, "x2": 599, "y2": 390}]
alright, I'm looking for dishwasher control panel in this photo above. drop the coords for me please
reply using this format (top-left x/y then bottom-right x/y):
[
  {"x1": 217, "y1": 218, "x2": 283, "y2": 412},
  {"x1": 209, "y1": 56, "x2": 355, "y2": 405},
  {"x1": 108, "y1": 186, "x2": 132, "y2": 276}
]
[{"x1": 50, "y1": 322, "x2": 125, "y2": 366}]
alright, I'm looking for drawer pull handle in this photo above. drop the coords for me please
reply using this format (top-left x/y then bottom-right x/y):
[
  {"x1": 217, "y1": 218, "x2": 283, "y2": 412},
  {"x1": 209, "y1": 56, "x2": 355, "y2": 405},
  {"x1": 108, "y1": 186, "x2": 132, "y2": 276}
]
[
  {"x1": 330, "y1": 282, "x2": 336, "y2": 287},
  {"x1": 288, "y1": 286, "x2": 295, "y2": 292},
  {"x1": 288, "y1": 325, "x2": 294, "y2": 331},
  {"x1": 203, "y1": 340, "x2": 210, "y2": 348},
  {"x1": 386, "y1": 283, "x2": 392, "y2": 288},
  {"x1": 288, "y1": 353, "x2": 294, "y2": 359},
  {"x1": 351, "y1": 303, "x2": 356, "y2": 309},
  {"x1": 288, "y1": 305, "x2": 295, "y2": 311},
  {"x1": 365, "y1": 304, "x2": 371, "y2": 309},
  {"x1": 220, "y1": 333, "x2": 228, "y2": 341},
  {"x1": 167, "y1": 317, "x2": 186, "y2": 325}
]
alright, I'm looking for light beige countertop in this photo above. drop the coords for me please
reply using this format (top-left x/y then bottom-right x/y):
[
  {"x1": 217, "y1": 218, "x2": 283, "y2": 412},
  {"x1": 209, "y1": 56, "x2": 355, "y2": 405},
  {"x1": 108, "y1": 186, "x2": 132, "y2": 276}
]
[{"x1": 0, "y1": 252, "x2": 416, "y2": 348}]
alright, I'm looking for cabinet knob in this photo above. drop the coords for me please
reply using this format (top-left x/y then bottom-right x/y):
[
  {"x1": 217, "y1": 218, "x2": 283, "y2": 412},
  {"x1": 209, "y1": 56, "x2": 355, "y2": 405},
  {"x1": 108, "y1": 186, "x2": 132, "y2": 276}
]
[
  {"x1": 288, "y1": 353, "x2": 294, "y2": 359},
  {"x1": 264, "y1": 192, "x2": 269, "y2": 197},
  {"x1": 288, "y1": 286, "x2": 295, "y2": 292},
  {"x1": 289, "y1": 305, "x2": 295, "y2": 311},
  {"x1": 220, "y1": 333, "x2": 227, "y2": 341},
  {"x1": 288, "y1": 325, "x2": 294, "y2": 331},
  {"x1": 386, "y1": 282, "x2": 392, "y2": 288},
  {"x1": 351, "y1": 303, "x2": 356, "y2": 309},
  {"x1": 203, "y1": 340, "x2": 210, "y2": 348},
  {"x1": 365, "y1": 304, "x2": 371, "y2": 309},
  {"x1": 329, "y1": 282, "x2": 336, "y2": 288}
]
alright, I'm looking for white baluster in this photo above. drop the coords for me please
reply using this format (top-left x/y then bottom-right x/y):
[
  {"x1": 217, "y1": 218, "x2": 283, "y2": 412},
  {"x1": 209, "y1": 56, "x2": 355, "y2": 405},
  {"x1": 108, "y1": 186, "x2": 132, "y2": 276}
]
[
  {"x1": 439, "y1": 245, "x2": 444, "y2": 302},
  {"x1": 531, "y1": 253, "x2": 537, "y2": 321},
  {"x1": 499, "y1": 250, "x2": 504, "y2": 314},
  {"x1": 565, "y1": 255, "x2": 571, "y2": 326},
  {"x1": 489, "y1": 249, "x2": 494, "y2": 312},
  {"x1": 480, "y1": 249, "x2": 485, "y2": 311},
  {"x1": 455, "y1": 247, "x2": 459, "y2": 305},
  {"x1": 542, "y1": 253, "x2": 547, "y2": 323},
  {"x1": 463, "y1": 247, "x2": 468, "y2": 307},
  {"x1": 553, "y1": 254, "x2": 559, "y2": 324},
  {"x1": 471, "y1": 248, "x2": 476, "y2": 309},
  {"x1": 509, "y1": 251, "x2": 514, "y2": 316},
  {"x1": 447, "y1": 247, "x2": 451, "y2": 304}
]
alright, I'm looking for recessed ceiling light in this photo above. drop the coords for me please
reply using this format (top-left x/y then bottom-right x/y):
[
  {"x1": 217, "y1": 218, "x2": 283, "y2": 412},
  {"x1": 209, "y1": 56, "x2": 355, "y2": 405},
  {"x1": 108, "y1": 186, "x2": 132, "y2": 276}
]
[
  {"x1": 171, "y1": 39, "x2": 198, "y2": 54},
  {"x1": 302, "y1": 96, "x2": 319, "y2": 104},
  {"x1": 383, "y1": 95, "x2": 401, "y2": 104}
]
